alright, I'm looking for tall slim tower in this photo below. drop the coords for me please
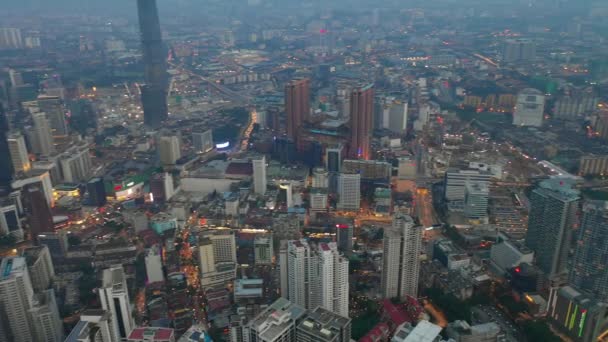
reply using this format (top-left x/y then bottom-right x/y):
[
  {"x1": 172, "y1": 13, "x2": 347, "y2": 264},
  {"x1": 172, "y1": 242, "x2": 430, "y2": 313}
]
[
  {"x1": 252, "y1": 156, "x2": 267, "y2": 195},
  {"x1": 99, "y1": 266, "x2": 134, "y2": 340},
  {"x1": 0, "y1": 257, "x2": 36, "y2": 342},
  {"x1": 349, "y1": 84, "x2": 374, "y2": 160},
  {"x1": 285, "y1": 79, "x2": 310, "y2": 145},
  {"x1": 525, "y1": 179, "x2": 579, "y2": 279},
  {"x1": 0, "y1": 103, "x2": 13, "y2": 190},
  {"x1": 137, "y1": 0, "x2": 168, "y2": 128},
  {"x1": 381, "y1": 214, "x2": 422, "y2": 300}
]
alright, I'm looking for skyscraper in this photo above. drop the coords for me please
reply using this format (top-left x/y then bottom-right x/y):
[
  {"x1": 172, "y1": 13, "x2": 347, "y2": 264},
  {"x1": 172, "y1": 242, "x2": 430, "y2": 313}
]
[
  {"x1": 570, "y1": 201, "x2": 608, "y2": 301},
  {"x1": 31, "y1": 112, "x2": 55, "y2": 156},
  {"x1": 158, "y1": 135, "x2": 180, "y2": 165},
  {"x1": 25, "y1": 186, "x2": 54, "y2": 239},
  {"x1": 37, "y1": 96, "x2": 68, "y2": 137},
  {"x1": 349, "y1": 84, "x2": 374, "y2": 160},
  {"x1": 99, "y1": 265, "x2": 134, "y2": 340},
  {"x1": 252, "y1": 156, "x2": 267, "y2": 195},
  {"x1": 7, "y1": 133, "x2": 30, "y2": 173},
  {"x1": 0, "y1": 257, "x2": 36, "y2": 342},
  {"x1": 137, "y1": 0, "x2": 168, "y2": 128},
  {"x1": 285, "y1": 79, "x2": 310, "y2": 144},
  {"x1": 381, "y1": 214, "x2": 422, "y2": 300},
  {"x1": 29, "y1": 289, "x2": 63, "y2": 342},
  {"x1": 337, "y1": 172, "x2": 361, "y2": 211},
  {"x1": 0, "y1": 103, "x2": 13, "y2": 190},
  {"x1": 525, "y1": 179, "x2": 580, "y2": 279},
  {"x1": 22, "y1": 246, "x2": 55, "y2": 293}
]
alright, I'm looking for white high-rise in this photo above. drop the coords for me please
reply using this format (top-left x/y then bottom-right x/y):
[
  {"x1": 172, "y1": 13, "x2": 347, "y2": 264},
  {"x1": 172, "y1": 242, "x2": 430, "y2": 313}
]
[
  {"x1": 0, "y1": 257, "x2": 36, "y2": 342},
  {"x1": 513, "y1": 88, "x2": 545, "y2": 127},
  {"x1": 29, "y1": 289, "x2": 63, "y2": 342},
  {"x1": 99, "y1": 265, "x2": 134, "y2": 340},
  {"x1": 65, "y1": 309, "x2": 115, "y2": 342},
  {"x1": 22, "y1": 245, "x2": 55, "y2": 293},
  {"x1": 32, "y1": 113, "x2": 55, "y2": 156},
  {"x1": 8, "y1": 133, "x2": 30, "y2": 172},
  {"x1": 58, "y1": 142, "x2": 92, "y2": 183},
  {"x1": 338, "y1": 172, "x2": 360, "y2": 210},
  {"x1": 252, "y1": 156, "x2": 267, "y2": 195},
  {"x1": 281, "y1": 240, "x2": 349, "y2": 316},
  {"x1": 381, "y1": 214, "x2": 422, "y2": 300},
  {"x1": 158, "y1": 135, "x2": 181, "y2": 165}
]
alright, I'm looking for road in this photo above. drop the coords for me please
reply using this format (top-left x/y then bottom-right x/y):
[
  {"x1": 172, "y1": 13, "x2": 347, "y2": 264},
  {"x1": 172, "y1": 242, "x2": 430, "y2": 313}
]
[{"x1": 415, "y1": 187, "x2": 438, "y2": 228}]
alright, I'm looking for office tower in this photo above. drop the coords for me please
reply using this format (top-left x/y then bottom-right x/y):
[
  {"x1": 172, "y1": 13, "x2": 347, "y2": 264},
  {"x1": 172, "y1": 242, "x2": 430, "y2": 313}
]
[
  {"x1": 150, "y1": 172, "x2": 174, "y2": 203},
  {"x1": 32, "y1": 113, "x2": 55, "y2": 156},
  {"x1": 337, "y1": 172, "x2": 360, "y2": 211},
  {"x1": 282, "y1": 240, "x2": 349, "y2": 315},
  {"x1": 65, "y1": 309, "x2": 116, "y2": 342},
  {"x1": 252, "y1": 156, "x2": 267, "y2": 195},
  {"x1": 99, "y1": 265, "x2": 134, "y2": 340},
  {"x1": 0, "y1": 257, "x2": 36, "y2": 342},
  {"x1": 0, "y1": 28, "x2": 23, "y2": 49},
  {"x1": 464, "y1": 181, "x2": 489, "y2": 222},
  {"x1": 192, "y1": 129, "x2": 214, "y2": 153},
  {"x1": 349, "y1": 84, "x2": 374, "y2": 160},
  {"x1": 0, "y1": 203, "x2": 23, "y2": 240},
  {"x1": 310, "y1": 190, "x2": 328, "y2": 214},
  {"x1": 285, "y1": 79, "x2": 310, "y2": 143},
  {"x1": 198, "y1": 230, "x2": 237, "y2": 289},
  {"x1": 137, "y1": 0, "x2": 169, "y2": 128},
  {"x1": 326, "y1": 145, "x2": 343, "y2": 173},
  {"x1": 444, "y1": 168, "x2": 492, "y2": 211},
  {"x1": 25, "y1": 186, "x2": 54, "y2": 238},
  {"x1": 37, "y1": 96, "x2": 68, "y2": 137},
  {"x1": 336, "y1": 222, "x2": 353, "y2": 255},
  {"x1": 381, "y1": 214, "x2": 422, "y2": 300},
  {"x1": 570, "y1": 201, "x2": 608, "y2": 301},
  {"x1": 22, "y1": 245, "x2": 55, "y2": 292},
  {"x1": 388, "y1": 102, "x2": 408, "y2": 134},
  {"x1": 312, "y1": 168, "x2": 329, "y2": 188},
  {"x1": 0, "y1": 104, "x2": 13, "y2": 190},
  {"x1": 254, "y1": 234, "x2": 273, "y2": 265},
  {"x1": 296, "y1": 307, "x2": 351, "y2": 342},
  {"x1": 145, "y1": 245, "x2": 165, "y2": 284},
  {"x1": 279, "y1": 182, "x2": 294, "y2": 208},
  {"x1": 525, "y1": 179, "x2": 580, "y2": 279},
  {"x1": 158, "y1": 136, "x2": 180, "y2": 165},
  {"x1": 513, "y1": 88, "x2": 545, "y2": 127},
  {"x1": 87, "y1": 177, "x2": 107, "y2": 207},
  {"x1": 7, "y1": 133, "x2": 30, "y2": 173},
  {"x1": 59, "y1": 143, "x2": 92, "y2": 182},
  {"x1": 36, "y1": 231, "x2": 68, "y2": 260},
  {"x1": 502, "y1": 39, "x2": 536, "y2": 63},
  {"x1": 245, "y1": 297, "x2": 306, "y2": 342},
  {"x1": 29, "y1": 289, "x2": 63, "y2": 342}
]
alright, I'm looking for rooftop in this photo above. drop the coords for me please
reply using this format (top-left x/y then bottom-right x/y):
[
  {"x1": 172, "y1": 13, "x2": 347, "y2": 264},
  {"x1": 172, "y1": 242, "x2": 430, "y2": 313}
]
[
  {"x1": 249, "y1": 298, "x2": 306, "y2": 341},
  {"x1": 297, "y1": 307, "x2": 350, "y2": 340},
  {"x1": 128, "y1": 327, "x2": 175, "y2": 341}
]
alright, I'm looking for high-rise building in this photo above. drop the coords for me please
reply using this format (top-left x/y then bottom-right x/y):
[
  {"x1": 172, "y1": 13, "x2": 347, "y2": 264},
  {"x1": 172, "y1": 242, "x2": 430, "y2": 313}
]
[
  {"x1": 0, "y1": 203, "x2": 23, "y2": 240},
  {"x1": 36, "y1": 231, "x2": 68, "y2": 261},
  {"x1": 65, "y1": 309, "x2": 116, "y2": 342},
  {"x1": 158, "y1": 136, "x2": 181, "y2": 166},
  {"x1": 192, "y1": 129, "x2": 214, "y2": 153},
  {"x1": 0, "y1": 28, "x2": 23, "y2": 49},
  {"x1": 37, "y1": 96, "x2": 68, "y2": 137},
  {"x1": 145, "y1": 245, "x2": 165, "y2": 284},
  {"x1": 312, "y1": 168, "x2": 329, "y2": 188},
  {"x1": 464, "y1": 181, "x2": 489, "y2": 222},
  {"x1": 0, "y1": 257, "x2": 36, "y2": 342},
  {"x1": 525, "y1": 179, "x2": 580, "y2": 279},
  {"x1": 198, "y1": 229, "x2": 237, "y2": 290},
  {"x1": 548, "y1": 286, "x2": 608, "y2": 342},
  {"x1": 254, "y1": 234, "x2": 274, "y2": 265},
  {"x1": 325, "y1": 145, "x2": 343, "y2": 173},
  {"x1": 513, "y1": 88, "x2": 545, "y2": 127},
  {"x1": 381, "y1": 214, "x2": 422, "y2": 300},
  {"x1": 137, "y1": 0, "x2": 169, "y2": 128},
  {"x1": 285, "y1": 79, "x2": 310, "y2": 144},
  {"x1": 349, "y1": 84, "x2": 374, "y2": 160},
  {"x1": 0, "y1": 104, "x2": 13, "y2": 190},
  {"x1": 245, "y1": 297, "x2": 307, "y2": 342},
  {"x1": 309, "y1": 189, "x2": 328, "y2": 214},
  {"x1": 150, "y1": 172, "x2": 174, "y2": 203},
  {"x1": 99, "y1": 265, "x2": 134, "y2": 340},
  {"x1": 502, "y1": 39, "x2": 536, "y2": 63},
  {"x1": 7, "y1": 133, "x2": 30, "y2": 173},
  {"x1": 281, "y1": 240, "x2": 349, "y2": 316},
  {"x1": 25, "y1": 186, "x2": 54, "y2": 238},
  {"x1": 336, "y1": 222, "x2": 353, "y2": 256},
  {"x1": 31, "y1": 112, "x2": 55, "y2": 156},
  {"x1": 29, "y1": 289, "x2": 63, "y2": 342},
  {"x1": 22, "y1": 245, "x2": 55, "y2": 293},
  {"x1": 337, "y1": 172, "x2": 360, "y2": 211},
  {"x1": 444, "y1": 168, "x2": 492, "y2": 211},
  {"x1": 296, "y1": 307, "x2": 351, "y2": 342},
  {"x1": 570, "y1": 201, "x2": 608, "y2": 301},
  {"x1": 58, "y1": 143, "x2": 92, "y2": 183},
  {"x1": 87, "y1": 177, "x2": 107, "y2": 207},
  {"x1": 252, "y1": 156, "x2": 267, "y2": 195},
  {"x1": 279, "y1": 182, "x2": 294, "y2": 208}
]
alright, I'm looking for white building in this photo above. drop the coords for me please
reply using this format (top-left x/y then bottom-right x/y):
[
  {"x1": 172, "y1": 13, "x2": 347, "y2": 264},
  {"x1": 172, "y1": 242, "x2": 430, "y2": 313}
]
[
  {"x1": 317, "y1": 242, "x2": 349, "y2": 317},
  {"x1": 192, "y1": 130, "x2": 214, "y2": 153},
  {"x1": 309, "y1": 190, "x2": 328, "y2": 213},
  {"x1": 12, "y1": 170, "x2": 54, "y2": 208},
  {"x1": 29, "y1": 289, "x2": 63, "y2": 342},
  {"x1": 245, "y1": 298, "x2": 307, "y2": 342},
  {"x1": 252, "y1": 156, "x2": 267, "y2": 195},
  {"x1": 312, "y1": 168, "x2": 329, "y2": 188},
  {"x1": 0, "y1": 257, "x2": 36, "y2": 342},
  {"x1": 490, "y1": 232, "x2": 534, "y2": 274},
  {"x1": 99, "y1": 266, "x2": 134, "y2": 341},
  {"x1": 198, "y1": 229, "x2": 237, "y2": 290},
  {"x1": 0, "y1": 204, "x2": 24, "y2": 240},
  {"x1": 8, "y1": 133, "x2": 30, "y2": 172},
  {"x1": 337, "y1": 172, "x2": 360, "y2": 211},
  {"x1": 158, "y1": 136, "x2": 181, "y2": 166},
  {"x1": 279, "y1": 182, "x2": 294, "y2": 208},
  {"x1": 31, "y1": 113, "x2": 55, "y2": 156},
  {"x1": 65, "y1": 309, "x2": 116, "y2": 342},
  {"x1": 513, "y1": 88, "x2": 545, "y2": 127},
  {"x1": 22, "y1": 246, "x2": 55, "y2": 293},
  {"x1": 464, "y1": 181, "x2": 489, "y2": 222},
  {"x1": 382, "y1": 214, "x2": 422, "y2": 300},
  {"x1": 391, "y1": 320, "x2": 442, "y2": 342},
  {"x1": 254, "y1": 234, "x2": 274, "y2": 265},
  {"x1": 444, "y1": 168, "x2": 492, "y2": 211},
  {"x1": 58, "y1": 143, "x2": 92, "y2": 183},
  {"x1": 145, "y1": 246, "x2": 165, "y2": 284}
]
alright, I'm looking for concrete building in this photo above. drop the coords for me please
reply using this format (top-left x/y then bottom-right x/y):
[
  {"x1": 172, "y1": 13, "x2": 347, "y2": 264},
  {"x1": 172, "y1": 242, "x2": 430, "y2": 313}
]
[
  {"x1": 29, "y1": 289, "x2": 63, "y2": 342},
  {"x1": 37, "y1": 96, "x2": 68, "y2": 137},
  {"x1": 254, "y1": 234, "x2": 273, "y2": 265},
  {"x1": 58, "y1": 142, "x2": 92, "y2": 183},
  {"x1": 382, "y1": 214, "x2": 422, "y2": 300},
  {"x1": 192, "y1": 129, "x2": 214, "y2": 153},
  {"x1": 198, "y1": 229, "x2": 237, "y2": 290},
  {"x1": 0, "y1": 257, "x2": 36, "y2": 342},
  {"x1": 548, "y1": 286, "x2": 608, "y2": 342},
  {"x1": 145, "y1": 245, "x2": 165, "y2": 284},
  {"x1": 7, "y1": 133, "x2": 30, "y2": 172},
  {"x1": 397, "y1": 156, "x2": 417, "y2": 180},
  {"x1": 312, "y1": 168, "x2": 329, "y2": 188},
  {"x1": 525, "y1": 179, "x2": 580, "y2": 279},
  {"x1": 0, "y1": 28, "x2": 23, "y2": 49},
  {"x1": 310, "y1": 189, "x2": 328, "y2": 214},
  {"x1": 285, "y1": 79, "x2": 310, "y2": 145},
  {"x1": 502, "y1": 39, "x2": 536, "y2": 63},
  {"x1": 159, "y1": 136, "x2": 181, "y2": 166},
  {"x1": 31, "y1": 113, "x2": 55, "y2": 156},
  {"x1": 349, "y1": 84, "x2": 374, "y2": 160},
  {"x1": 65, "y1": 309, "x2": 116, "y2": 342},
  {"x1": 554, "y1": 95, "x2": 598, "y2": 120},
  {"x1": 445, "y1": 321, "x2": 501, "y2": 342},
  {"x1": 22, "y1": 245, "x2": 55, "y2": 292},
  {"x1": 513, "y1": 88, "x2": 545, "y2": 127},
  {"x1": 490, "y1": 232, "x2": 534, "y2": 274},
  {"x1": 99, "y1": 265, "x2": 134, "y2": 340},
  {"x1": 325, "y1": 145, "x2": 343, "y2": 173},
  {"x1": 252, "y1": 156, "x2": 267, "y2": 195},
  {"x1": 444, "y1": 168, "x2": 492, "y2": 211},
  {"x1": 579, "y1": 155, "x2": 608, "y2": 176},
  {"x1": 245, "y1": 298, "x2": 306, "y2": 342},
  {"x1": 127, "y1": 327, "x2": 175, "y2": 342},
  {"x1": 0, "y1": 203, "x2": 23, "y2": 240},
  {"x1": 336, "y1": 222, "x2": 353, "y2": 256},
  {"x1": 570, "y1": 201, "x2": 608, "y2": 302},
  {"x1": 337, "y1": 172, "x2": 360, "y2": 211},
  {"x1": 464, "y1": 181, "x2": 489, "y2": 223},
  {"x1": 391, "y1": 320, "x2": 442, "y2": 342},
  {"x1": 296, "y1": 307, "x2": 351, "y2": 342},
  {"x1": 388, "y1": 101, "x2": 408, "y2": 134}
]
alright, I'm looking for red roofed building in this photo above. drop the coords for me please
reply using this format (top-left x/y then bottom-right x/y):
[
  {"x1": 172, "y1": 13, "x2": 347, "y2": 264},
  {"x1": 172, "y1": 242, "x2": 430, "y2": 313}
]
[
  {"x1": 225, "y1": 162, "x2": 253, "y2": 178},
  {"x1": 128, "y1": 327, "x2": 175, "y2": 342},
  {"x1": 381, "y1": 299, "x2": 409, "y2": 328}
]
